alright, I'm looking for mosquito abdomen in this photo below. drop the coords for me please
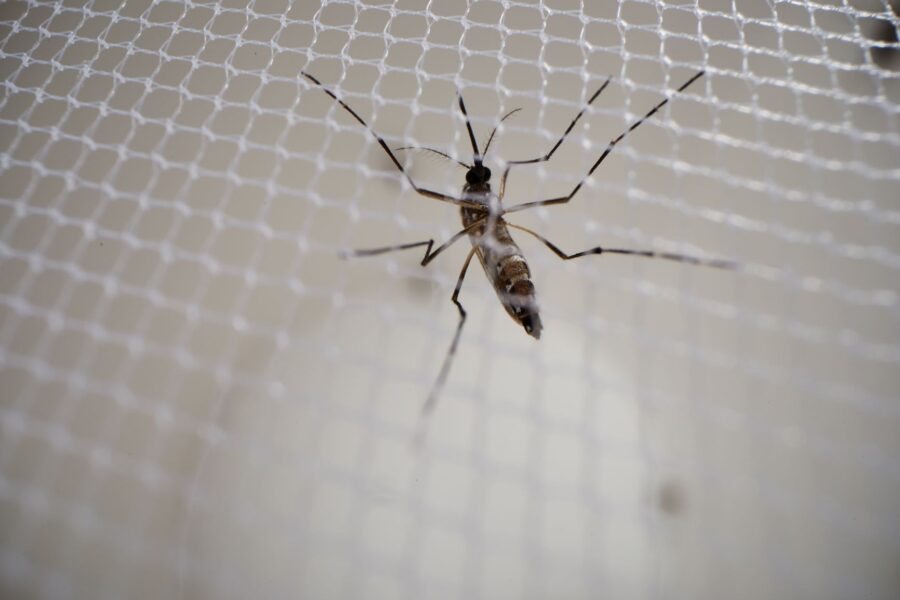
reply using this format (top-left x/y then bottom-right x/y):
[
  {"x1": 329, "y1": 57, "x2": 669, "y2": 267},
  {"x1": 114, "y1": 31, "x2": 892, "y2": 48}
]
[
  {"x1": 501, "y1": 265, "x2": 543, "y2": 339},
  {"x1": 461, "y1": 204, "x2": 543, "y2": 339}
]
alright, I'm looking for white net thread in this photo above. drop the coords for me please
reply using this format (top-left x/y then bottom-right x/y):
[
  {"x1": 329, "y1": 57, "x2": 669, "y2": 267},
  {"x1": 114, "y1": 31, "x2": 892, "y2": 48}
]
[{"x1": 1, "y1": 0, "x2": 899, "y2": 598}]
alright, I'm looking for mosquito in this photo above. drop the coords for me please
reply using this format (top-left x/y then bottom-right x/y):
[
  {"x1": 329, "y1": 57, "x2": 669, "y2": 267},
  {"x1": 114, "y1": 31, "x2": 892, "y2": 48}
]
[{"x1": 301, "y1": 70, "x2": 735, "y2": 413}]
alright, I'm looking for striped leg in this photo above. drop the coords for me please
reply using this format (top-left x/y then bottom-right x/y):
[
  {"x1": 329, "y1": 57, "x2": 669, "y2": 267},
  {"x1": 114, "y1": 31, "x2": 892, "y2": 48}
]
[
  {"x1": 423, "y1": 247, "x2": 477, "y2": 414},
  {"x1": 302, "y1": 71, "x2": 484, "y2": 209},
  {"x1": 506, "y1": 71, "x2": 705, "y2": 214},
  {"x1": 507, "y1": 222, "x2": 737, "y2": 270},
  {"x1": 341, "y1": 218, "x2": 485, "y2": 267},
  {"x1": 498, "y1": 77, "x2": 612, "y2": 200}
]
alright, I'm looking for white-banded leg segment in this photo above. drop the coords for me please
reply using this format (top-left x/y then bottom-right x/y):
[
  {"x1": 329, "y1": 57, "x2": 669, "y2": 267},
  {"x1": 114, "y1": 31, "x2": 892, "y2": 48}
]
[
  {"x1": 497, "y1": 77, "x2": 612, "y2": 202},
  {"x1": 505, "y1": 71, "x2": 706, "y2": 215},
  {"x1": 301, "y1": 71, "x2": 485, "y2": 210},
  {"x1": 340, "y1": 218, "x2": 487, "y2": 266},
  {"x1": 507, "y1": 222, "x2": 738, "y2": 270},
  {"x1": 422, "y1": 247, "x2": 478, "y2": 415}
]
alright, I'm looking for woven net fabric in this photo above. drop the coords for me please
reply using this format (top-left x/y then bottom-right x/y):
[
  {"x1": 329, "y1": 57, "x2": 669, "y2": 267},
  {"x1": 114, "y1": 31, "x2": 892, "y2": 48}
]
[{"x1": 1, "y1": 0, "x2": 898, "y2": 598}]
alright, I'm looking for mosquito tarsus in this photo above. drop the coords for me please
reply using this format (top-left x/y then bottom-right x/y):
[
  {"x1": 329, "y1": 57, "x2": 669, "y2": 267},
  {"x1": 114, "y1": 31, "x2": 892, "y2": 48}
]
[{"x1": 301, "y1": 69, "x2": 735, "y2": 413}]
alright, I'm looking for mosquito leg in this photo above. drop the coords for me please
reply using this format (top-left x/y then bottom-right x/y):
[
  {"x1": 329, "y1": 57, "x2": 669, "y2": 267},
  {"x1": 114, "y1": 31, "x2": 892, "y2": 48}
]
[
  {"x1": 507, "y1": 222, "x2": 737, "y2": 270},
  {"x1": 505, "y1": 71, "x2": 705, "y2": 215},
  {"x1": 497, "y1": 78, "x2": 612, "y2": 200},
  {"x1": 301, "y1": 71, "x2": 483, "y2": 209},
  {"x1": 513, "y1": 78, "x2": 612, "y2": 167},
  {"x1": 341, "y1": 240, "x2": 433, "y2": 260},
  {"x1": 423, "y1": 247, "x2": 477, "y2": 415},
  {"x1": 340, "y1": 218, "x2": 486, "y2": 266}
]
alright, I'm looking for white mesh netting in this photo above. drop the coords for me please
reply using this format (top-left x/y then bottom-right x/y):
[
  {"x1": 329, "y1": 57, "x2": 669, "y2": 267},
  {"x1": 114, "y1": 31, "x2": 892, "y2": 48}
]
[{"x1": 1, "y1": 0, "x2": 899, "y2": 598}]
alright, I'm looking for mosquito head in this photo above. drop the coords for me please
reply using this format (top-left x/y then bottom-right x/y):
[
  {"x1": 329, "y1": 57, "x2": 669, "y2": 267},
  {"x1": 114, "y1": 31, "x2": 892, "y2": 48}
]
[{"x1": 465, "y1": 163, "x2": 492, "y2": 185}]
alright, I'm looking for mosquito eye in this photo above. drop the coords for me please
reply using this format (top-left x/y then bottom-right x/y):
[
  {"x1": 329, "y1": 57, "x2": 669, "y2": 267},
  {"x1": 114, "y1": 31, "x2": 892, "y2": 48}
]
[
  {"x1": 466, "y1": 170, "x2": 478, "y2": 184},
  {"x1": 483, "y1": 167, "x2": 491, "y2": 181}
]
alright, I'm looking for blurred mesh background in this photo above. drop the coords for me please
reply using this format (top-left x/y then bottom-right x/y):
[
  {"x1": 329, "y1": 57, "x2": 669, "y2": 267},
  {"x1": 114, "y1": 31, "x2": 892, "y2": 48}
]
[{"x1": 1, "y1": 0, "x2": 899, "y2": 599}]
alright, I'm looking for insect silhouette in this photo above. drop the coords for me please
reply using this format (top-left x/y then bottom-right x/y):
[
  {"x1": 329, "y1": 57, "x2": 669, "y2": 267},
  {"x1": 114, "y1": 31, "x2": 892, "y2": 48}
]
[{"x1": 301, "y1": 70, "x2": 735, "y2": 413}]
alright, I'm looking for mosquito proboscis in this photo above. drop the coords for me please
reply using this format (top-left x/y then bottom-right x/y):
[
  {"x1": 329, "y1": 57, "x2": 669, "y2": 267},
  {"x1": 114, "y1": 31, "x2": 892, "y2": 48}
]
[{"x1": 301, "y1": 70, "x2": 735, "y2": 413}]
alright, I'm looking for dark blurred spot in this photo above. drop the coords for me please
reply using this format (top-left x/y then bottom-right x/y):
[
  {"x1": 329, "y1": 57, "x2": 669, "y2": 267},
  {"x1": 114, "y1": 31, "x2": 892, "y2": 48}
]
[
  {"x1": 403, "y1": 273, "x2": 439, "y2": 299},
  {"x1": 658, "y1": 480, "x2": 687, "y2": 517},
  {"x1": 863, "y1": 2, "x2": 900, "y2": 71}
]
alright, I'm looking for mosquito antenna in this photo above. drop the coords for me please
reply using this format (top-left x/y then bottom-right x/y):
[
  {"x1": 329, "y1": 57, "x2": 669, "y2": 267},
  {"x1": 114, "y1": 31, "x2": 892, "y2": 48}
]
[
  {"x1": 395, "y1": 146, "x2": 472, "y2": 169},
  {"x1": 482, "y1": 108, "x2": 522, "y2": 158},
  {"x1": 457, "y1": 93, "x2": 482, "y2": 164}
]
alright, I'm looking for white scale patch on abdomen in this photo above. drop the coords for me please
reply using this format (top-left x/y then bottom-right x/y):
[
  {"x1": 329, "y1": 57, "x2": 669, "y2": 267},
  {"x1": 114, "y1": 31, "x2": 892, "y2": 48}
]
[{"x1": 498, "y1": 254, "x2": 529, "y2": 293}]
